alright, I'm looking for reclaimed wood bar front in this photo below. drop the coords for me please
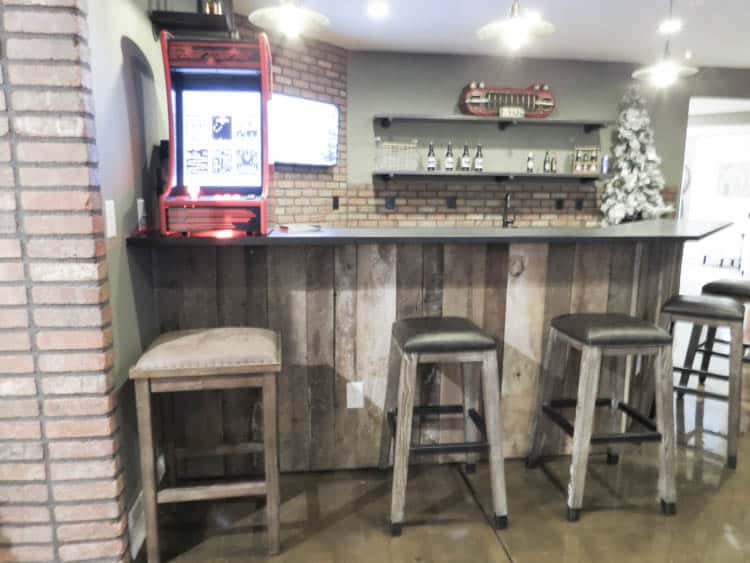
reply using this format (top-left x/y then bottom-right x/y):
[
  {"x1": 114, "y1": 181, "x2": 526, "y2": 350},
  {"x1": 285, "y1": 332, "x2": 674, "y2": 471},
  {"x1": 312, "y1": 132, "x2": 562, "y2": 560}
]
[{"x1": 128, "y1": 220, "x2": 728, "y2": 476}]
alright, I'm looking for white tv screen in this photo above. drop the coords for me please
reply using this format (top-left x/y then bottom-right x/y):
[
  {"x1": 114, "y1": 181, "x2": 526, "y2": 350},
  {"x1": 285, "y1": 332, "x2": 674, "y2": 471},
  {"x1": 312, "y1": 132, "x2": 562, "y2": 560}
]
[{"x1": 270, "y1": 94, "x2": 339, "y2": 167}]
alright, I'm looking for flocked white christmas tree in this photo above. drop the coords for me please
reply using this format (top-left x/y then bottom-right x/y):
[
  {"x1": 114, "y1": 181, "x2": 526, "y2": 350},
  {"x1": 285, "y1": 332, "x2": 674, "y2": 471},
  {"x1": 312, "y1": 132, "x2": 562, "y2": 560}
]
[{"x1": 600, "y1": 86, "x2": 672, "y2": 225}]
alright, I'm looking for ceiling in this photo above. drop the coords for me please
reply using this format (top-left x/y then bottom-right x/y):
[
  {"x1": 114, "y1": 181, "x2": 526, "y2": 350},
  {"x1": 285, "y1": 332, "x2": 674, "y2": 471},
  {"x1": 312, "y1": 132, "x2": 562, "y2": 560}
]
[
  {"x1": 689, "y1": 98, "x2": 750, "y2": 116},
  {"x1": 234, "y1": 0, "x2": 750, "y2": 68}
]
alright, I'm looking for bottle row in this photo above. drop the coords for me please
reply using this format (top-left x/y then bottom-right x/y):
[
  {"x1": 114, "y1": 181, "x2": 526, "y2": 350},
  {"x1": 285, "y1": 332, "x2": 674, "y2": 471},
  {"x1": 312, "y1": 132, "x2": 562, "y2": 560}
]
[{"x1": 201, "y1": 0, "x2": 224, "y2": 15}]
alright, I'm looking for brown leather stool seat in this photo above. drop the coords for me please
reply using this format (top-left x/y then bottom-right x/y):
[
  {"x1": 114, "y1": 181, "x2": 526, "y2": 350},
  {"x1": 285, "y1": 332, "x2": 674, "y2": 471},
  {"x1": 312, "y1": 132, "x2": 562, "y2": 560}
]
[
  {"x1": 551, "y1": 313, "x2": 672, "y2": 346},
  {"x1": 662, "y1": 294, "x2": 744, "y2": 322},
  {"x1": 392, "y1": 317, "x2": 496, "y2": 353},
  {"x1": 702, "y1": 279, "x2": 750, "y2": 301}
]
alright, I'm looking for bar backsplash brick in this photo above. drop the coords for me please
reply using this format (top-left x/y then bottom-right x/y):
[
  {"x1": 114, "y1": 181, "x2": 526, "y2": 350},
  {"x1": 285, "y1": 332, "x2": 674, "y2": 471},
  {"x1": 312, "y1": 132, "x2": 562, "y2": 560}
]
[{"x1": 0, "y1": 0, "x2": 128, "y2": 561}]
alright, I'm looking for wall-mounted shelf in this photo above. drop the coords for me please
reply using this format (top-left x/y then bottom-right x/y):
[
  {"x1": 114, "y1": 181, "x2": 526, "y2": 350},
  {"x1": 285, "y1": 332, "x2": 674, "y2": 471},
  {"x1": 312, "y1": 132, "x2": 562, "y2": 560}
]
[
  {"x1": 373, "y1": 170, "x2": 602, "y2": 183},
  {"x1": 373, "y1": 114, "x2": 610, "y2": 133},
  {"x1": 150, "y1": 10, "x2": 233, "y2": 34}
]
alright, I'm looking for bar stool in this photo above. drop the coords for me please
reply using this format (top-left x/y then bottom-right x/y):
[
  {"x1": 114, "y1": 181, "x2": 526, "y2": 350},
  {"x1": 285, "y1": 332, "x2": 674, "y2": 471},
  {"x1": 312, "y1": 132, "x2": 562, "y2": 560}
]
[
  {"x1": 130, "y1": 328, "x2": 282, "y2": 562},
  {"x1": 380, "y1": 317, "x2": 508, "y2": 535},
  {"x1": 663, "y1": 293, "x2": 745, "y2": 469},
  {"x1": 527, "y1": 313, "x2": 675, "y2": 521},
  {"x1": 682, "y1": 280, "x2": 750, "y2": 384}
]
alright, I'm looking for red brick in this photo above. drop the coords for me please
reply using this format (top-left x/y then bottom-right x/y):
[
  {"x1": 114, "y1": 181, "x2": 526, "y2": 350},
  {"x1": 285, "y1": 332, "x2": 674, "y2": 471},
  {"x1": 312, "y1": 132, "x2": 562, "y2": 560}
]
[
  {"x1": 0, "y1": 212, "x2": 16, "y2": 234},
  {"x1": 0, "y1": 239, "x2": 21, "y2": 258},
  {"x1": 0, "y1": 261, "x2": 24, "y2": 282},
  {"x1": 58, "y1": 517, "x2": 127, "y2": 543},
  {"x1": 9, "y1": 63, "x2": 90, "y2": 88},
  {"x1": 0, "y1": 377, "x2": 37, "y2": 397},
  {"x1": 51, "y1": 458, "x2": 119, "y2": 481},
  {"x1": 59, "y1": 537, "x2": 127, "y2": 562},
  {"x1": 17, "y1": 142, "x2": 97, "y2": 163},
  {"x1": 0, "y1": 286, "x2": 26, "y2": 305},
  {"x1": 0, "y1": 442, "x2": 43, "y2": 461},
  {"x1": 44, "y1": 396, "x2": 114, "y2": 417},
  {"x1": 23, "y1": 214, "x2": 102, "y2": 235},
  {"x1": 52, "y1": 475, "x2": 124, "y2": 502},
  {"x1": 0, "y1": 420, "x2": 41, "y2": 440},
  {"x1": 4, "y1": 11, "x2": 88, "y2": 37},
  {"x1": 19, "y1": 166, "x2": 97, "y2": 187},
  {"x1": 54, "y1": 499, "x2": 124, "y2": 522},
  {"x1": 0, "y1": 308, "x2": 28, "y2": 328},
  {"x1": 0, "y1": 330, "x2": 31, "y2": 351},
  {"x1": 34, "y1": 305, "x2": 110, "y2": 327},
  {"x1": 0, "y1": 462, "x2": 46, "y2": 481},
  {"x1": 37, "y1": 328, "x2": 111, "y2": 350},
  {"x1": 13, "y1": 115, "x2": 95, "y2": 138},
  {"x1": 41, "y1": 373, "x2": 112, "y2": 395},
  {"x1": 29, "y1": 261, "x2": 107, "y2": 283},
  {"x1": 21, "y1": 190, "x2": 100, "y2": 211},
  {"x1": 0, "y1": 545, "x2": 55, "y2": 562},
  {"x1": 45, "y1": 415, "x2": 118, "y2": 439},
  {"x1": 0, "y1": 398, "x2": 39, "y2": 418},
  {"x1": 0, "y1": 354, "x2": 33, "y2": 374},
  {"x1": 0, "y1": 483, "x2": 47, "y2": 502},
  {"x1": 7, "y1": 37, "x2": 87, "y2": 62},
  {"x1": 0, "y1": 167, "x2": 15, "y2": 187},
  {"x1": 0, "y1": 191, "x2": 15, "y2": 211},
  {"x1": 49, "y1": 438, "x2": 118, "y2": 460},
  {"x1": 0, "y1": 524, "x2": 53, "y2": 544},
  {"x1": 13, "y1": 90, "x2": 93, "y2": 113},
  {"x1": 39, "y1": 351, "x2": 112, "y2": 373},
  {"x1": 27, "y1": 238, "x2": 105, "y2": 259},
  {"x1": 0, "y1": 505, "x2": 50, "y2": 524}
]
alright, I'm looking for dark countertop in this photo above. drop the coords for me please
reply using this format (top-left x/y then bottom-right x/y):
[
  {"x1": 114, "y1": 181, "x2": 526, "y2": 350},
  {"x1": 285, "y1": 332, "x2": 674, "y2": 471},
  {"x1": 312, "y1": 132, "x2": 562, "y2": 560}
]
[{"x1": 126, "y1": 220, "x2": 731, "y2": 247}]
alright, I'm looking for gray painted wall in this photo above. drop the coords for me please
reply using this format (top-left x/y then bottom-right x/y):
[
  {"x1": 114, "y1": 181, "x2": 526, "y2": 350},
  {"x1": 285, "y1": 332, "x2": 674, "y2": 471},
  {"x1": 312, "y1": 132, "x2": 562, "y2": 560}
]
[{"x1": 348, "y1": 51, "x2": 750, "y2": 188}]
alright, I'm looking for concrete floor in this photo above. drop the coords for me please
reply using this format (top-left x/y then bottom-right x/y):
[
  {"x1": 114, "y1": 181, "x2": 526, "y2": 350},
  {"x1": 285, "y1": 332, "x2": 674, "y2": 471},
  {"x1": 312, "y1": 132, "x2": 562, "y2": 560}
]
[{"x1": 150, "y1": 388, "x2": 750, "y2": 563}]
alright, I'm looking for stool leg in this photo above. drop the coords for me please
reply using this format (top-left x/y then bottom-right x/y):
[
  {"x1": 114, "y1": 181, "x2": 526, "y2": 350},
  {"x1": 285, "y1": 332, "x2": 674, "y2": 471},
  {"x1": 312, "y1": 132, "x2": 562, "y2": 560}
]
[
  {"x1": 463, "y1": 363, "x2": 481, "y2": 473},
  {"x1": 728, "y1": 322, "x2": 743, "y2": 469},
  {"x1": 390, "y1": 352, "x2": 418, "y2": 536},
  {"x1": 379, "y1": 337, "x2": 401, "y2": 470},
  {"x1": 655, "y1": 344, "x2": 677, "y2": 514},
  {"x1": 527, "y1": 327, "x2": 567, "y2": 468},
  {"x1": 263, "y1": 374, "x2": 281, "y2": 555},
  {"x1": 482, "y1": 350, "x2": 508, "y2": 529},
  {"x1": 135, "y1": 380, "x2": 160, "y2": 563},
  {"x1": 679, "y1": 324, "x2": 703, "y2": 389},
  {"x1": 699, "y1": 326, "x2": 717, "y2": 383},
  {"x1": 566, "y1": 345, "x2": 602, "y2": 522}
]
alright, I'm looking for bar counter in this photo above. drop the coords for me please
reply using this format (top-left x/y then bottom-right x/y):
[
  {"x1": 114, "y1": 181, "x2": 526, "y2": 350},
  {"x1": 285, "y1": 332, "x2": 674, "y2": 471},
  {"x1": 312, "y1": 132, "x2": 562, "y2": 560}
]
[{"x1": 128, "y1": 220, "x2": 729, "y2": 476}]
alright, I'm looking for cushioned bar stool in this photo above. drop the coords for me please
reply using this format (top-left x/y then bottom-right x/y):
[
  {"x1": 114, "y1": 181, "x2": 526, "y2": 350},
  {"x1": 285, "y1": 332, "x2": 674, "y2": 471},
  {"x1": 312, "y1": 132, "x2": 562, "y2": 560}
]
[
  {"x1": 663, "y1": 293, "x2": 745, "y2": 468},
  {"x1": 682, "y1": 280, "x2": 750, "y2": 384},
  {"x1": 380, "y1": 317, "x2": 508, "y2": 535},
  {"x1": 130, "y1": 328, "x2": 282, "y2": 562},
  {"x1": 527, "y1": 313, "x2": 675, "y2": 521}
]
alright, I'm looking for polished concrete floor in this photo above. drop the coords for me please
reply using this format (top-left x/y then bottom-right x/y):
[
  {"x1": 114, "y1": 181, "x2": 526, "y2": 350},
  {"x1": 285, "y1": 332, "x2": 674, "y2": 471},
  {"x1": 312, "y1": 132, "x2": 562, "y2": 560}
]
[{"x1": 149, "y1": 388, "x2": 750, "y2": 563}]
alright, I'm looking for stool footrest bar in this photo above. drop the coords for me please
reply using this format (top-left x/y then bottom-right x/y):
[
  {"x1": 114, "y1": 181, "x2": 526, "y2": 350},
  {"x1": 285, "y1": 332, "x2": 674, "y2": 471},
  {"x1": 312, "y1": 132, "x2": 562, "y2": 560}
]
[
  {"x1": 409, "y1": 441, "x2": 489, "y2": 456},
  {"x1": 673, "y1": 385, "x2": 728, "y2": 402},
  {"x1": 157, "y1": 480, "x2": 266, "y2": 504},
  {"x1": 673, "y1": 366, "x2": 729, "y2": 381}
]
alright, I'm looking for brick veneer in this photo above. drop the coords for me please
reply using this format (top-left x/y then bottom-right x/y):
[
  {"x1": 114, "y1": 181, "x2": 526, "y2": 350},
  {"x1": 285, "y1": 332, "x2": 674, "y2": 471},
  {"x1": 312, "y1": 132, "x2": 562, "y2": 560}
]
[{"x1": 0, "y1": 1, "x2": 128, "y2": 561}]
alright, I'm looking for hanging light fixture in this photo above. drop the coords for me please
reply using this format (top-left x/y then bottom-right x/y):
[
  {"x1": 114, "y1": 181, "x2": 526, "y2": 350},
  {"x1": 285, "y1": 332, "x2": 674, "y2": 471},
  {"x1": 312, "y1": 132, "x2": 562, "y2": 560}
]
[
  {"x1": 477, "y1": 0, "x2": 554, "y2": 53},
  {"x1": 632, "y1": 0, "x2": 697, "y2": 89},
  {"x1": 248, "y1": 0, "x2": 330, "y2": 41}
]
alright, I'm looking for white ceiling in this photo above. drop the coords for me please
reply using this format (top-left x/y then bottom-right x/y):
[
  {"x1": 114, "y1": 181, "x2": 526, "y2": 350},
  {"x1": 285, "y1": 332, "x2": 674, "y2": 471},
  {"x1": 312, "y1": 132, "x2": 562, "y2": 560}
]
[
  {"x1": 689, "y1": 97, "x2": 750, "y2": 116},
  {"x1": 234, "y1": 0, "x2": 750, "y2": 68}
]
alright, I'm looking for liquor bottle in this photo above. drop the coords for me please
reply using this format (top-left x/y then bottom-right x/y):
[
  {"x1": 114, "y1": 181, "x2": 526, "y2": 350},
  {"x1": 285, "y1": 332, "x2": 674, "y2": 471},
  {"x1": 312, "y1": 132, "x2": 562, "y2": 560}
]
[
  {"x1": 550, "y1": 152, "x2": 558, "y2": 174},
  {"x1": 212, "y1": 0, "x2": 223, "y2": 15},
  {"x1": 543, "y1": 151, "x2": 551, "y2": 173},
  {"x1": 526, "y1": 152, "x2": 535, "y2": 174},
  {"x1": 474, "y1": 144, "x2": 484, "y2": 172},
  {"x1": 445, "y1": 142, "x2": 455, "y2": 172},
  {"x1": 202, "y1": 0, "x2": 212, "y2": 14},
  {"x1": 461, "y1": 143, "x2": 472, "y2": 171},
  {"x1": 426, "y1": 142, "x2": 437, "y2": 172}
]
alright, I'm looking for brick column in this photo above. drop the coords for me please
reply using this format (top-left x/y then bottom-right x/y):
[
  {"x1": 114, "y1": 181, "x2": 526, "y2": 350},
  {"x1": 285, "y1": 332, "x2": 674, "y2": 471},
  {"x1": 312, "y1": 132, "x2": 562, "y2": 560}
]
[{"x1": 0, "y1": 1, "x2": 128, "y2": 561}]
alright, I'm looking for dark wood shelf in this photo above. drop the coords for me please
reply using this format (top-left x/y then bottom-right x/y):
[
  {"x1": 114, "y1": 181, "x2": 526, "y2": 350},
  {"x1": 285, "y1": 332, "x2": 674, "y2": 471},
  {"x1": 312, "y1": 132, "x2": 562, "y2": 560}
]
[
  {"x1": 373, "y1": 113, "x2": 610, "y2": 133},
  {"x1": 149, "y1": 10, "x2": 233, "y2": 34},
  {"x1": 373, "y1": 170, "x2": 602, "y2": 183}
]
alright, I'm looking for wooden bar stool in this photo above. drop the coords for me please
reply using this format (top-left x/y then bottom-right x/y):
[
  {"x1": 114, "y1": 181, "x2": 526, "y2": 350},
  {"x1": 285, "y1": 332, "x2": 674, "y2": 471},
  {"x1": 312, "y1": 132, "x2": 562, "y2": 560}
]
[
  {"x1": 527, "y1": 313, "x2": 675, "y2": 521},
  {"x1": 663, "y1": 293, "x2": 745, "y2": 468},
  {"x1": 130, "y1": 328, "x2": 282, "y2": 562},
  {"x1": 380, "y1": 317, "x2": 508, "y2": 535}
]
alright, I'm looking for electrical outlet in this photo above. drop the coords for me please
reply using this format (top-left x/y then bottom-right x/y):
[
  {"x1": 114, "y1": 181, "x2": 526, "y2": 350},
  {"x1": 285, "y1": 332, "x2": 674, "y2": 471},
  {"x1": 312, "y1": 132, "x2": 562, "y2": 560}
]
[
  {"x1": 555, "y1": 198, "x2": 565, "y2": 210},
  {"x1": 446, "y1": 196, "x2": 457, "y2": 209},
  {"x1": 385, "y1": 196, "x2": 396, "y2": 210},
  {"x1": 347, "y1": 382, "x2": 365, "y2": 409},
  {"x1": 575, "y1": 198, "x2": 584, "y2": 211},
  {"x1": 104, "y1": 200, "x2": 117, "y2": 238},
  {"x1": 332, "y1": 196, "x2": 340, "y2": 210}
]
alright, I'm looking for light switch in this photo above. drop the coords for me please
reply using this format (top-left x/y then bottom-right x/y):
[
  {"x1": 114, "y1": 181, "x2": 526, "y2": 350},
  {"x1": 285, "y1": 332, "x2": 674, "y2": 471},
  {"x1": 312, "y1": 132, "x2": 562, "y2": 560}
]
[
  {"x1": 104, "y1": 200, "x2": 117, "y2": 238},
  {"x1": 347, "y1": 382, "x2": 365, "y2": 410}
]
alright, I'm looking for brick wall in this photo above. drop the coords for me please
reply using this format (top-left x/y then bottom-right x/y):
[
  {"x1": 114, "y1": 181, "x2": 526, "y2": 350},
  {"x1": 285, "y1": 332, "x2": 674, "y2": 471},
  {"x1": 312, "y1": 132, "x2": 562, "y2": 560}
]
[{"x1": 0, "y1": 1, "x2": 128, "y2": 561}]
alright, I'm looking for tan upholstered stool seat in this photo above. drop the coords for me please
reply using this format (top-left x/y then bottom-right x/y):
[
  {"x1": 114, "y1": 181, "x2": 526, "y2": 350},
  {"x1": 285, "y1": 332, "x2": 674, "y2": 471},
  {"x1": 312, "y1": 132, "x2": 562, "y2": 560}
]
[{"x1": 131, "y1": 328, "x2": 281, "y2": 378}]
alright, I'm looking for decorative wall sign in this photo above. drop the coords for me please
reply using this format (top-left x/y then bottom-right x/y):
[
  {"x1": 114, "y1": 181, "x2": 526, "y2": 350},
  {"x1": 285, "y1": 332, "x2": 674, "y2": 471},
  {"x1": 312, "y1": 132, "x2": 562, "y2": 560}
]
[{"x1": 460, "y1": 82, "x2": 555, "y2": 118}]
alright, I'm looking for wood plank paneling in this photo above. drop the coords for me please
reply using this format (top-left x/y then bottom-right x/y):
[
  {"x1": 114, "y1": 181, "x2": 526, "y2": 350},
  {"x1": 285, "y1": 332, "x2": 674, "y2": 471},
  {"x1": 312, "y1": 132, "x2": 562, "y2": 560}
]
[{"x1": 419, "y1": 244, "x2": 443, "y2": 449}]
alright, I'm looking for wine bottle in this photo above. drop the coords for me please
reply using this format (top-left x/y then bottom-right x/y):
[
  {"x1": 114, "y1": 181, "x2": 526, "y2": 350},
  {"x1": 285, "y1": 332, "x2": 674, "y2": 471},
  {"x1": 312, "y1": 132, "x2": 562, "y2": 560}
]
[
  {"x1": 543, "y1": 151, "x2": 551, "y2": 173},
  {"x1": 426, "y1": 141, "x2": 437, "y2": 172},
  {"x1": 474, "y1": 144, "x2": 484, "y2": 172},
  {"x1": 445, "y1": 142, "x2": 455, "y2": 172},
  {"x1": 461, "y1": 143, "x2": 471, "y2": 172},
  {"x1": 551, "y1": 153, "x2": 558, "y2": 174},
  {"x1": 526, "y1": 152, "x2": 535, "y2": 174}
]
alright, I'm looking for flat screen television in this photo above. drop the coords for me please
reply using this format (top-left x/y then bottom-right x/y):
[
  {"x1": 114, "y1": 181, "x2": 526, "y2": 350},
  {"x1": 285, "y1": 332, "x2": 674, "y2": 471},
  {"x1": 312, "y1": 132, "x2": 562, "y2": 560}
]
[{"x1": 270, "y1": 94, "x2": 339, "y2": 167}]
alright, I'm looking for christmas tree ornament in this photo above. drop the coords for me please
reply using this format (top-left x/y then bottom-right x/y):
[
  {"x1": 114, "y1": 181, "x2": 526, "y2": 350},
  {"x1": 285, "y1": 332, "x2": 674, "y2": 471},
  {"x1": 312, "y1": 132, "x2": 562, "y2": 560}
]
[{"x1": 600, "y1": 87, "x2": 673, "y2": 225}]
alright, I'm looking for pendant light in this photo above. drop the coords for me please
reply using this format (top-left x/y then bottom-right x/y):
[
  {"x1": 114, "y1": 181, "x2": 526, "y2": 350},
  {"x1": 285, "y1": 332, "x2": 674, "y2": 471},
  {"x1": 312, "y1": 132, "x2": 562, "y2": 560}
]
[
  {"x1": 632, "y1": 0, "x2": 698, "y2": 89},
  {"x1": 248, "y1": 0, "x2": 330, "y2": 40},
  {"x1": 477, "y1": 0, "x2": 554, "y2": 53}
]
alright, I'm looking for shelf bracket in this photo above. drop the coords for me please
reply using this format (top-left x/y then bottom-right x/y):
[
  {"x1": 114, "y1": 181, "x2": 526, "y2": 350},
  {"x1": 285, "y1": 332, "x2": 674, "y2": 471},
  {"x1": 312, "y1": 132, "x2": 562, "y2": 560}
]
[
  {"x1": 583, "y1": 124, "x2": 600, "y2": 134},
  {"x1": 379, "y1": 117, "x2": 392, "y2": 128},
  {"x1": 498, "y1": 122, "x2": 512, "y2": 131}
]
